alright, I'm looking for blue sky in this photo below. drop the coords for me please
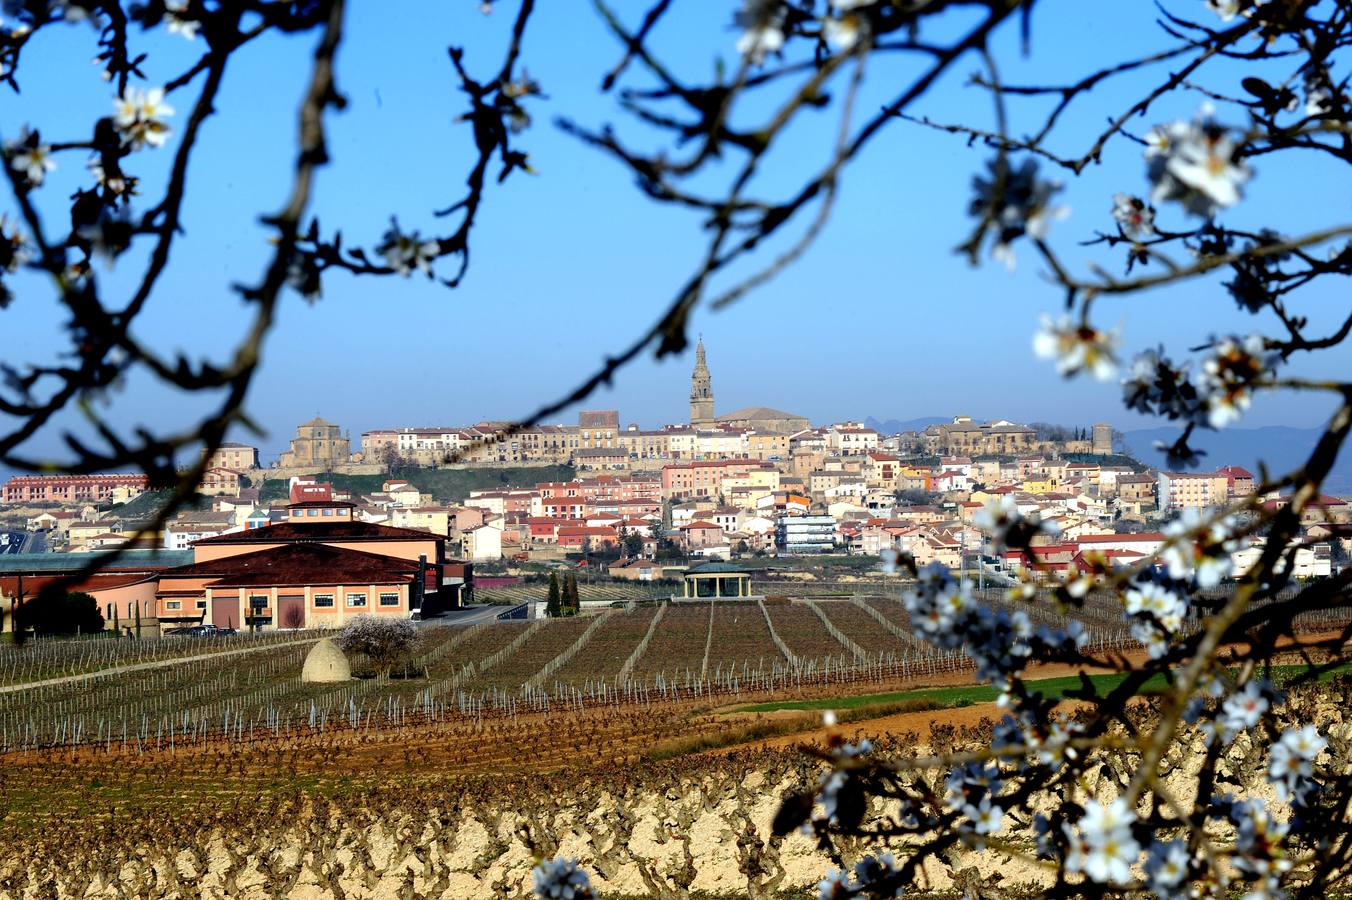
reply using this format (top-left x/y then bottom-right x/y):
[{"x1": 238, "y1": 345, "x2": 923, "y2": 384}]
[{"x1": 1, "y1": 1, "x2": 1348, "y2": 465}]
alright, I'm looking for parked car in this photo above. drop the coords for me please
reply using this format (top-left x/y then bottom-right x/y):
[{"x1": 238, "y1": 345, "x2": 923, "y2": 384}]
[{"x1": 165, "y1": 624, "x2": 225, "y2": 637}]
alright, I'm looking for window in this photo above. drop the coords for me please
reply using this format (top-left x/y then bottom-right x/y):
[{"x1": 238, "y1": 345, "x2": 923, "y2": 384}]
[
  {"x1": 196, "y1": 600, "x2": 207, "y2": 610},
  {"x1": 346, "y1": 593, "x2": 367, "y2": 608},
  {"x1": 314, "y1": 594, "x2": 334, "y2": 608},
  {"x1": 379, "y1": 592, "x2": 400, "y2": 607},
  {"x1": 165, "y1": 601, "x2": 182, "y2": 610},
  {"x1": 308, "y1": 508, "x2": 318, "y2": 517},
  {"x1": 323, "y1": 508, "x2": 334, "y2": 516}
]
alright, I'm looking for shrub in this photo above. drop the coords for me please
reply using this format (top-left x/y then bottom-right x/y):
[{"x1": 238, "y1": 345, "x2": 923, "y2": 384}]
[
  {"x1": 16, "y1": 590, "x2": 104, "y2": 636},
  {"x1": 334, "y1": 616, "x2": 418, "y2": 678}
]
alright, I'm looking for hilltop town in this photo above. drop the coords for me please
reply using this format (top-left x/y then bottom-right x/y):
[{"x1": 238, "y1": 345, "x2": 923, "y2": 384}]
[{"x1": 0, "y1": 340, "x2": 1345, "y2": 634}]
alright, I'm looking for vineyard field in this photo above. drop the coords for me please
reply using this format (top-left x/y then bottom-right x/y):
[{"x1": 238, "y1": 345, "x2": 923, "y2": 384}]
[
  {"x1": 627, "y1": 603, "x2": 710, "y2": 680},
  {"x1": 553, "y1": 606, "x2": 656, "y2": 682},
  {"x1": 766, "y1": 603, "x2": 853, "y2": 661}
]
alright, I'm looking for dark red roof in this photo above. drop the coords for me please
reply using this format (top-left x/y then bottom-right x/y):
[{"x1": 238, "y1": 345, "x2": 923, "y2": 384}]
[
  {"x1": 0, "y1": 572, "x2": 157, "y2": 597},
  {"x1": 192, "y1": 520, "x2": 442, "y2": 545},
  {"x1": 160, "y1": 543, "x2": 417, "y2": 589}
]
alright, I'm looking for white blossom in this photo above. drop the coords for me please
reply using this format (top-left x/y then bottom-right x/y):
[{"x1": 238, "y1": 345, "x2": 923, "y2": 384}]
[
  {"x1": 1219, "y1": 680, "x2": 1269, "y2": 733},
  {"x1": 735, "y1": 0, "x2": 786, "y2": 65},
  {"x1": 965, "y1": 796, "x2": 1005, "y2": 835},
  {"x1": 1161, "y1": 509, "x2": 1240, "y2": 588},
  {"x1": 1112, "y1": 192, "x2": 1156, "y2": 240},
  {"x1": 1146, "y1": 110, "x2": 1252, "y2": 217},
  {"x1": 1033, "y1": 313, "x2": 1120, "y2": 381},
  {"x1": 1065, "y1": 798, "x2": 1142, "y2": 886},
  {"x1": 378, "y1": 224, "x2": 440, "y2": 277},
  {"x1": 532, "y1": 857, "x2": 595, "y2": 899},
  {"x1": 113, "y1": 86, "x2": 174, "y2": 150},
  {"x1": 1269, "y1": 724, "x2": 1325, "y2": 800},
  {"x1": 822, "y1": 13, "x2": 863, "y2": 52},
  {"x1": 1193, "y1": 334, "x2": 1276, "y2": 429},
  {"x1": 1146, "y1": 839, "x2": 1190, "y2": 894},
  {"x1": 1205, "y1": 0, "x2": 1240, "y2": 21},
  {"x1": 970, "y1": 157, "x2": 1068, "y2": 270},
  {"x1": 164, "y1": 1, "x2": 199, "y2": 39},
  {"x1": 0, "y1": 213, "x2": 29, "y2": 273},
  {"x1": 817, "y1": 868, "x2": 852, "y2": 900},
  {"x1": 5, "y1": 129, "x2": 55, "y2": 186}
]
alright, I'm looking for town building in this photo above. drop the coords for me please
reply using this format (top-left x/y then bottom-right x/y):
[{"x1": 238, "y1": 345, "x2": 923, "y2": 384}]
[
  {"x1": 716, "y1": 406, "x2": 810, "y2": 435},
  {"x1": 690, "y1": 339, "x2": 715, "y2": 426},
  {"x1": 1157, "y1": 471, "x2": 1229, "y2": 511},
  {"x1": 3, "y1": 473, "x2": 149, "y2": 505},
  {"x1": 276, "y1": 417, "x2": 351, "y2": 469},
  {"x1": 922, "y1": 416, "x2": 1037, "y2": 456},
  {"x1": 775, "y1": 514, "x2": 837, "y2": 554},
  {"x1": 1091, "y1": 423, "x2": 1114, "y2": 455},
  {"x1": 202, "y1": 442, "x2": 259, "y2": 471}
]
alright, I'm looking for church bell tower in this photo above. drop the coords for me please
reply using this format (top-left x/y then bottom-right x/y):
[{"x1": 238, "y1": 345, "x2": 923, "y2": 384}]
[{"x1": 689, "y1": 338, "x2": 714, "y2": 426}]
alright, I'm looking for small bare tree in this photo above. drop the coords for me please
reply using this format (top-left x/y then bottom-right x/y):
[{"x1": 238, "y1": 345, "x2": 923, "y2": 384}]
[{"x1": 334, "y1": 615, "x2": 417, "y2": 679}]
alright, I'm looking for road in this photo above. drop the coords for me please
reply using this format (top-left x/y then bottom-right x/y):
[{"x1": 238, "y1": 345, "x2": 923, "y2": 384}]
[
  {"x1": 426, "y1": 603, "x2": 528, "y2": 628},
  {"x1": 20, "y1": 531, "x2": 45, "y2": 554}
]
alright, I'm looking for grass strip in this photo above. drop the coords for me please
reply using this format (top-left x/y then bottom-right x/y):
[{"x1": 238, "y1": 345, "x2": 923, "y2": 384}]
[{"x1": 728, "y1": 659, "x2": 1352, "y2": 716}]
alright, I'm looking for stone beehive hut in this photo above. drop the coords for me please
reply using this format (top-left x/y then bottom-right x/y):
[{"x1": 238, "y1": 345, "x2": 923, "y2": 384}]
[{"x1": 301, "y1": 638, "x2": 351, "y2": 683}]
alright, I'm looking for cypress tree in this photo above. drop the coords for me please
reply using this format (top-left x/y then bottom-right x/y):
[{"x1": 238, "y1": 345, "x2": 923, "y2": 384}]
[
  {"x1": 546, "y1": 572, "x2": 561, "y2": 618},
  {"x1": 134, "y1": 598, "x2": 141, "y2": 639},
  {"x1": 565, "y1": 572, "x2": 579, "y2": 615},
  {"x1": 112, "y1": 603, "x2": 120, "y2": 638}
]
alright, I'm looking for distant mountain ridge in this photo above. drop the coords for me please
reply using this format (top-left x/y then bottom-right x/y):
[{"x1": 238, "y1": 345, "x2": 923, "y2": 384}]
[
  {"x1": 865, "y1": 416, "x2": 948, "y2": 434},
  {"x1": 1122, "y1": 425, "x2": 1352, "y2": 494}
]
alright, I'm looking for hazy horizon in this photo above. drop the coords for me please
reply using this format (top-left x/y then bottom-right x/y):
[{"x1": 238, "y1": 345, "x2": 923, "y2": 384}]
[{"x1": 2, "y1": 2, "x2": 1347, "y2": 471}]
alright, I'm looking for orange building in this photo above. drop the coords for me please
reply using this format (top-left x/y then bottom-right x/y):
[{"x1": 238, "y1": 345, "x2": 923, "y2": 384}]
[{"x1": 158, "y1": 501, "x2": 468, "y2": 630}]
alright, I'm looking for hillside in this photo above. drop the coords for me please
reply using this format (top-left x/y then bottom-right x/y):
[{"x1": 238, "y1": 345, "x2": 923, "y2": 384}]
[{"x1": 257, "y1": 464, "x2": 577, "y2": 504}]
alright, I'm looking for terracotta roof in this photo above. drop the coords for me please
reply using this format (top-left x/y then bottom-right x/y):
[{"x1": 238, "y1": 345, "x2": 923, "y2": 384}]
[
  {"x1": 192, "y1": 520, "x2": 442, "y2": 545},
  {"x1": 0, "y1": 572, "x2": 157, "y2": 598},
  {"x1": 1077, "y1": 532, "x2": 1165, "y2": 543},
  {"x1": 160, "y1": 543, "x2": 417, "y2": 589}
]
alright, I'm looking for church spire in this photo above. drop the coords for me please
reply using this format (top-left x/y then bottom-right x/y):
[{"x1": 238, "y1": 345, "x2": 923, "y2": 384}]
[{"x1": 690, "y1": 337, "x2": 714, "y2": 426}]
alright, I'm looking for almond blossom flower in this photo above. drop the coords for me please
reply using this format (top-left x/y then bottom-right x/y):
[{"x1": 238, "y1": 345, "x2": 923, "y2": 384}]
[
  {"x1": 1146, "y1": 111, "x2": 1251, "y2": 217},
  {"x1": 164, "y1": 1, "x2": 199, "y2": 39},
  {"x1": 5, "y1": 128, "x2": 55, "y2": 186},
  {"x1": 532, "y1": 857, "x2": 594, "y2": 899},
  {"x1": 735, "y1": 0, "x2": 786, "y2": 65},
  {"x1": 1166, "y1": 128, "x2": 1249, "y2": 209},
  {"x1": 970, "y1": 157, "x2": 1068, "y2": 270},
  {"x1": 0, "y1": 213, "x2": 29, "y2": 273},
  {"x1": 1145, "y1": 839, "x2": 1190, "y2": 894},
  {"x1": 378, "y1": 223, "x2": 440, "y2": 277},
  {"x1": 113, "y1": 86, "x2": 174, "y2": 150},
  {"x1": 1205, "y1": 0, "x2": 1240, "y2": 21},
  {"x1": 822, "y1": 13, "x2": 864, "y2": 51},
  {"x1": 1065, "y1": 798, "x2": 1141, "y2": 886},
  {"x1": 1161, "y1": 509, "x2": 1240, "y2": 588},
  {"x1": 1111, "y1": 193, "x2": 1156, "y2": 240},
  {"x1": 1269, "y1": 724, "x2": 1325, "y2": 804},
  {"x1": 1193, "y1": 334, "x2": 1277, "y2": 428},
  {"x1": 1033, "y1": 313, "x2": 1120, "y2": 381}
]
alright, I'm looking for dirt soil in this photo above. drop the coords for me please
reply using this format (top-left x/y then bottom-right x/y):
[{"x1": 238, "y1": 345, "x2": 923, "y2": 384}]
[{"x1": 707, "y1": 629, "x2": 1350, "y2": 756}]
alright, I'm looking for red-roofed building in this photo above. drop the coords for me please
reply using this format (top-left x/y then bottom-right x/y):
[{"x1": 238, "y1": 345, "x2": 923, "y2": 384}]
[
  {"x1": 1216, "y1": 465, "x2": 1255, "y2": 498},
  {"x1": 556, "y1": 525, "x2": 620, "y2": 550},
  {"x1": 677, "y1": 521, "x2": 725, "y2": 550},
  {"x1": 289, "y1": 478, "x2": 333, "y2": 504}
]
